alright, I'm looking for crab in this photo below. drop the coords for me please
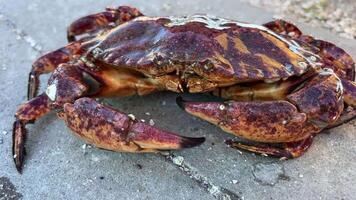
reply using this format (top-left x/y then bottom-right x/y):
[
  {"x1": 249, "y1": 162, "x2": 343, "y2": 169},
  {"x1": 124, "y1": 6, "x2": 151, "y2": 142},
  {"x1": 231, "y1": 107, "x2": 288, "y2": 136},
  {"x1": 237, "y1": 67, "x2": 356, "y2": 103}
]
[{"x1": 13, "y1": 5, "x2": 356, "y2": 173}]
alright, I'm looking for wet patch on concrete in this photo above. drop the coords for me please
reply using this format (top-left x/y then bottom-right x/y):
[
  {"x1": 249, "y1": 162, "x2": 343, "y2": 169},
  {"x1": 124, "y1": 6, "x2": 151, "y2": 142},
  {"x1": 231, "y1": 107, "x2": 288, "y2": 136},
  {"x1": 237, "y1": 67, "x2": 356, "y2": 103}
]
[
  {"x1": 0, "y1": 177, "x2": 22, "y2": 200},
  {"x1": 252, "y1": 162, "x2": 290, "y2": 186}
]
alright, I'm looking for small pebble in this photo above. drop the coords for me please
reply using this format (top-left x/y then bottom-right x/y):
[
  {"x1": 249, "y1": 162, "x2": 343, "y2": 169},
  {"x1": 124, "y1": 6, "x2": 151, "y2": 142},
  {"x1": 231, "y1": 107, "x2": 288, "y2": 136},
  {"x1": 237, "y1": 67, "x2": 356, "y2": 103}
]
[
  {"x1": 172, "y1": 156, "x2": 184, "y2": 166},
  {"x1": 236, "y1": 150, "x2": 243, "y2": 155},
  {"x1": 81, "y1": 144, "x2": 87, "y2": 150},
  {"x1": 279, "y1": 157, "x2": 288, "y2": 161},
  {"x1": 2, "y1": 131, "x2": 8, "y2": 135},
  {"x1": 145, "y1": 112, "x2": 151, "y2": 116},
  {"x1": 149, "y1": 119, "x2": 155, "y2": 126},
  {"x1": 161, "y1": 101, "x2": 166, "y2": 106},
  {"x1": 299, "y1": 174, "x2": 304, "y2": 178},
  {"x1": 136, "y1": 163, "x2": 143, "y2": 169},
  {"x1": 140, "y1": 119, "x2": 146, "y2": 123},
  {"x1": 232, "y1": 180, "x2": 238, "y2": 184},
  {"x1": 99, "y1": 176, "x2": 105, "y2": 180}
]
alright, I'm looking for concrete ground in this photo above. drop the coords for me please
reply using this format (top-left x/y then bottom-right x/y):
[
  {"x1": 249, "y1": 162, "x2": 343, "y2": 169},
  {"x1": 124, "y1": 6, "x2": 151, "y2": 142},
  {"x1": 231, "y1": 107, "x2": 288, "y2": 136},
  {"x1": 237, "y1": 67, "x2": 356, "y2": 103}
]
[{"x1": 0, "y1": 0, "x2": 355, "y2": 200}]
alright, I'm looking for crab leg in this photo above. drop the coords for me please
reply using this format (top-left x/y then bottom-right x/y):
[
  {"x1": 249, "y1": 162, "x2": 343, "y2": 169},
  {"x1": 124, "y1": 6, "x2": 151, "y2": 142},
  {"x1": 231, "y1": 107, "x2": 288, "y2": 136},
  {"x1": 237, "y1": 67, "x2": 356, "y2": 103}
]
[
  {"x1": 67, "y1": 6, "x2": 143, "y2": 42},
  {"x1": 327, "y1": 79, "x2": 356, "y2": 128},
  {"x1": 14, "y1": 62, "x2": 90, "y2": 173},
  {"x1": 58, "y1": 98, "x2": 205, "y2": 152},
  {"x1": 28, "y1": 42, "x2": 83, "y2": 100},
  {"x1": 263, "y1": 19, "x2": 302, "y2": 38},
  {"x1": 13, "y1": 93, "x2": 52, "y2": 172}
]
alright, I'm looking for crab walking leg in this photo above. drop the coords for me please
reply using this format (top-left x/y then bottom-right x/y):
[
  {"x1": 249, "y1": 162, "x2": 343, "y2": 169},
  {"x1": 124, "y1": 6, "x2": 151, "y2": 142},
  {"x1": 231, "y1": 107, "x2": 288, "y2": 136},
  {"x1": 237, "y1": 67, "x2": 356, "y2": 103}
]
[
  {"x1": 341, "y1": 78, "x2": 356, "y2": 107},
  {"x1": 67, "y1": 6, "x2": 143, "y2": 42},
  {"x1": 58, "y1": 98, "x2": 205, "y2": 152},
  {"x1": 327, "y1": 79, "x2": 356, "y2": 128},
  {"x1": 28, "y1": 42, "x2": 83, "y2": 100},
  {"x1": 13, "y1": 94, "x2": 52, "y2": 172},
  {"x1": 300, "y1": 38, "x2": 355, "y2": 81},
  {"x1": 13, "y1": 62, "x2": 91, "y2": 173},
  {"x1": 263, "y1": 19, "x2": 302, "y2": 38}
]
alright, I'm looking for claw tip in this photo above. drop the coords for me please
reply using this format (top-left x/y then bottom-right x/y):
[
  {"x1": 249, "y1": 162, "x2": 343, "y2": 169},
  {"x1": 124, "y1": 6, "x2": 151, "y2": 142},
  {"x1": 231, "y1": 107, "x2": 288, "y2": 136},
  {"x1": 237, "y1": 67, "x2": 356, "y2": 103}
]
[
  {"x1": 180, "y1": 136, "x2": 205, "y2": 148},
  {"x1": 176, "y1": 96, "x2": 186, "y2": 110},
  {"x1": 15, "y1": 162, "x2": 23, "y2": 174}
]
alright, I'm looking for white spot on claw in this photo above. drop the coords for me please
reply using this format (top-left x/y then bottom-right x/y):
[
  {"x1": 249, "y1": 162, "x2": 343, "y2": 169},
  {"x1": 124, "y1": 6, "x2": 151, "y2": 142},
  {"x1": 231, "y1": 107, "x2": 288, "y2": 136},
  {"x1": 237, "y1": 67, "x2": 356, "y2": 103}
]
[
  {"x1": 128, "y1": 114, "x2": 136, "y2": 121},
  {"x1": 219, "y1": 105, "x2": 225, "y2": 111},
  {"x1": 46, "y1": 83, "x2": 57, "y2": 101}
]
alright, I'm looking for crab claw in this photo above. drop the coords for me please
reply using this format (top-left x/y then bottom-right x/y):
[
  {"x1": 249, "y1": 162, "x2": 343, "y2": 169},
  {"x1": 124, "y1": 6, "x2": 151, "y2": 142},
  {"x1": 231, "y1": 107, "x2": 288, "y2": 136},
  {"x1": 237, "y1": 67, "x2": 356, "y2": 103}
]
[
  {"x1": 176, "y1": 97, "x2": 319, "y2": 143},
  {"x1": 58, "y1": 98, "x2": 205, "y2": 152}
]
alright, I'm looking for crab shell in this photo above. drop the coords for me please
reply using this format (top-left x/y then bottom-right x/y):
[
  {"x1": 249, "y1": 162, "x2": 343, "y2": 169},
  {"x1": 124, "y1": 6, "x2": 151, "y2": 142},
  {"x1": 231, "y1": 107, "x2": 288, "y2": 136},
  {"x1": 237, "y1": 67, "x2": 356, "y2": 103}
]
[{"x1": 80, "y1": 15, "x2": 321, "y2": 93}]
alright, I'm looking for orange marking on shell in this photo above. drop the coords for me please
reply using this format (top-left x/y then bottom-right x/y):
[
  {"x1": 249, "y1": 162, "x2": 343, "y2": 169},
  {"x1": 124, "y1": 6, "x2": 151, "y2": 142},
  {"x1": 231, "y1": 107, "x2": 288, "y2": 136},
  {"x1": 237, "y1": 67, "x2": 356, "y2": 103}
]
[
  {"x1": 233, "y1": 37, "x2": 250, "y2": 54},
  {"x1": 256, "y1": 53, "x2": 284, "y2": 76},
  {"x1": 260, "y1": 32, "x2": 304, "y2": 70},
  {"x1": 215, "y1": 33, "x2": 229, "y2": 51}
]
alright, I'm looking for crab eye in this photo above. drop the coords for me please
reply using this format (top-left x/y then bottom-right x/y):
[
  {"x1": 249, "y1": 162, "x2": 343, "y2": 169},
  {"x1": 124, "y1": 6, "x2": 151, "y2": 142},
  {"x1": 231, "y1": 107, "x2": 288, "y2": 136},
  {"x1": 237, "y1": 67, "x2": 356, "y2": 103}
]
[{"x1": 46, "y1": 83, "x2": 57, "y2": 101}]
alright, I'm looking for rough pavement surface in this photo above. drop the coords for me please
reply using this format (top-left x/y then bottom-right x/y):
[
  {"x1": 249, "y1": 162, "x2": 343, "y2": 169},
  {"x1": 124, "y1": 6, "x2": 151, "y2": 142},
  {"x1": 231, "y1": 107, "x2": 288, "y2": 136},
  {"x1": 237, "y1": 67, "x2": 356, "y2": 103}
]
[
  {"x1": 0, "y1": 1, "x2": 355, "y2": 200},
  {"x1": 242, "y1": 0, "x2": 356, "y2": 39}
]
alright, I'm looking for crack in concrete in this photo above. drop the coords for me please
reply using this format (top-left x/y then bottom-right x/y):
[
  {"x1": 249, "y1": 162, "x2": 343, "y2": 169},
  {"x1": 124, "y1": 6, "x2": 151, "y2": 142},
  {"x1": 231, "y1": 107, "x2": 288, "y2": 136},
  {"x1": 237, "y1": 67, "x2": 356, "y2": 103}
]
[
  {"x1": 0, "y1": 12, "x2": 43, "y2": 54},
  {"x1": 160, "y1": 153, "x2": 241, "y2": 200}
]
